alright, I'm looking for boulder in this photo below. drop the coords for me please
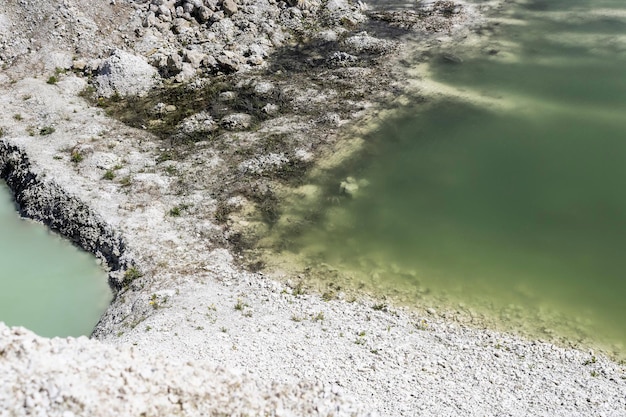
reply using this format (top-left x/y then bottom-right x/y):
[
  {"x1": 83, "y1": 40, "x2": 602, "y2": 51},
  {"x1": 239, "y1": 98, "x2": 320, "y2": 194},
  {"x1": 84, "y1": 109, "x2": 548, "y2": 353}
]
[{"x1": 94, "y1": 50, "x2": 159, "y2": 98}]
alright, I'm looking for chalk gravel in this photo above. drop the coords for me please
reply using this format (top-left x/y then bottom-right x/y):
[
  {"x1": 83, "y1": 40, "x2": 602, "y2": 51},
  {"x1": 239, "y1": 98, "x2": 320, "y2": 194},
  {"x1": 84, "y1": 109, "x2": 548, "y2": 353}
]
[{"x1": 1, "y1": 0, "x2": 626, "y2": 416}]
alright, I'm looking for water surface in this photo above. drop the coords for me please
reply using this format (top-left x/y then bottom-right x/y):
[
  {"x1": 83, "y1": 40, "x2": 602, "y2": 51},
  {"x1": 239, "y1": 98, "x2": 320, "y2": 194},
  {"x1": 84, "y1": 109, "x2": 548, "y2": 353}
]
[
  {"x1": 0, "y1": 183, "x2": 110, "y2": 337},
  {"x1": 269, "y1": 0, "x2": 626, "y2": 356}
]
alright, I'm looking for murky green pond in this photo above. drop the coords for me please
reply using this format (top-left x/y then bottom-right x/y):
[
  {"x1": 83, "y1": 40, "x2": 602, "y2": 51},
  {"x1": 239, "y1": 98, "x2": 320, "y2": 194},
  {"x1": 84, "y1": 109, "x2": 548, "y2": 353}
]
[
  {"x1": 269, "y1": 0, "x2": 626, "y2": 356},
  {"x1": 0, "y1": 183, "x2": 110, "y2": 337}
]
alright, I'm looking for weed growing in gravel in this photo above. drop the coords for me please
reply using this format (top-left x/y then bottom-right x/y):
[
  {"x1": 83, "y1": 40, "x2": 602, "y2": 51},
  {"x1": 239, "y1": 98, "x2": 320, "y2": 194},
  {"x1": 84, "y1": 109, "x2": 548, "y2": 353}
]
[
  {"x1": 13, "y1": 114, "x2": 22, "y2": 121},
  {"x1": 291, "y1": 315, "x2": 303, "y2": 322},
  {"x1": 70, "y1": 150, "x2": 83, "y2": 163},
  {"x1": 415, "y1": 319, "x2": 429, "y2": 330},
  {"x1": 322, "y1": 291, "x2": 336, "y2": 301},
  {"x1": 39, "y1": 126, "x2": 55, "y2": 135},
  {"x1": 584, "y1": 356, "x2": 597, "y2": 366},
  {"x1": 234, "y1": 299, "x2": 247, "y2": 311},
  {"x1": 312, "y1": 312, "x2": 325, "y2": 322},
  {"x1": 0, "y1": 127, "x2": 5, "y2": 137},
  {"x1": 103, "y1": 170, "x2": 115, "y2": 180},
  {"x1": 169, "y1": 206, "x2": 181, "y2": 217},
  {"x1": 292, "y1": 281, "x2": 306, "y2": 296},
  {"x1": 372, "y1": 303, "x2": 388, "y2": 312},
  {"x1": 119, "y1": 176, "x2": 132, "y2": 187},
  {"x1": 46, "y1": 76, "x2": 58, "y2": 85},
  {"x1": 122, "y1": 267, "x2": 142, "y2": 287}
]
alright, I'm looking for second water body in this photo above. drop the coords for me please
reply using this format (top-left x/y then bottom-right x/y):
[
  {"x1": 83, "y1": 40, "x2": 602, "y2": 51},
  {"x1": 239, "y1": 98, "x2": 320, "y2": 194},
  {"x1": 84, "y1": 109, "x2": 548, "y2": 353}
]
[
  {"x1": 0, "y1": 183, "x2": 110, "y2": 337},
  {"x1": 270, "y1": 0, "x2": 626, "y2": 356}
]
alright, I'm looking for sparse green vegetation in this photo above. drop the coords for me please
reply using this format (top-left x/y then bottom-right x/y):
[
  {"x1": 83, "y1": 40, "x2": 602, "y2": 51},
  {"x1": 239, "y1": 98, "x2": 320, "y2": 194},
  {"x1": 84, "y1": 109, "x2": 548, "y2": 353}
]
[
  {"x1": 291, "y1": 281, "x2": 306, "y2": 296},
  {"x1": 39, "y1": 126, "x2": 55, "y2": 135},
  {"x1": 311, "y1": 311, "x2": 325, "y2": 322},
  {"x1": 372, "y1": 303, "x2": 388, "y2": 312},
  {"x1": 103, "y1": 170, "x2": 115, "y2": 180},
  {"x1": 584, "y1": 356, "x2": 597, "y2": 366},
  {"x1": 234, "y1": 299, "x2": 247, "y2": 311},
  {"x1": 13, "y1": 114, "x2": 23, "y2": 121},
  {"x1": 70, "y1": 150, "x2": 83, "y2": 164},
  {"x1": 119, "y1": 176, "x2": 132, "y2": 187},
  {"x1": 0, "y1": 127, "x2": 5, "y2": 137},
  {"x1": 322, "y1": 291, "x2": 336, "y2": 302},
  {"x1": 47, "y1": 76, "x2": 58, "y2": 85},
  {"x1": 121, "y1": 266, "x2": 142, "y2": 287}
]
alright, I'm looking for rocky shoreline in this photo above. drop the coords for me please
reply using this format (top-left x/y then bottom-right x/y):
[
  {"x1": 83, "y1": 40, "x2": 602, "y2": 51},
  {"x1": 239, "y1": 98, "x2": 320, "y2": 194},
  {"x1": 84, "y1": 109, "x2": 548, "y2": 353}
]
[{"x1": 1, "y1": 0, "x2": 626, "y2": 415}]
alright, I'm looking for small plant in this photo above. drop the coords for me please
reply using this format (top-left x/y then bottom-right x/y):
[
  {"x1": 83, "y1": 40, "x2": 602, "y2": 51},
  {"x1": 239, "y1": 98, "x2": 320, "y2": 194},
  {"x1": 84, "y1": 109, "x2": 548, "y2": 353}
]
[
  {"x1": 354, "y1": 338, "x2": 366, "y2": 345},
  {"x1": 70, "y1": 150, "x2": 83, "y2": 163},
  {"x1": 103, "y1": 170, "x2": 115, "y2": 180},
  {"x1": 291, "y1": 315, "x2": 303, "y2": 322},
  {"x1": 415, "y1": 319, "x2": 429, "y2": 331},
  {"x1": 149, "y1": 294, "x2": 161, "y2": 309},
  {"x1": 291, "y1": 281, "x2": 306, "y2": 296},
  {"x1": 39, "y1": 126, "x2": 55, "y2": 135},
  {"x1": 22, "y1": 94, "x2": 32, "y2": 101},
  {"x1": 372, "y1": 303, "x2": 388, "y2": 312},
  {"x1": 358, "y1": 330, "x2": 366, "y2": 337},
  {"x1": 169, "y1": 206, "x2": 181, "y2": 217},
  {"x1": 122, "y1": 266, "x2": 142, "y2": 287},
  {"x1": 47, "y1": 76, "x2": 58, "y2": 85},
  {"x1": 234, "y1": 299, "x2": 246, "y2": 311},
  {"x1": 590, "y1": 370, "x2": 599, "y2": 377},
  {"x1": 0, "y1": 127, "x2": 5, "y2": 137},
  {"x1": 312, "y1": 311, "x2": 325, "y2": 322},
  {"x1": 322, "y1": 291, "x2": 336, "y2": 302},
  {"x1": 145, "y1": 325, "x2": 152, "y2": 332},
  {"x1": 13, "y1": 114, "x2": 23, "y2": 121},
  {"x1": 584, "y1": 356, "x2": 597, "y2": 366},
  {"x1": 220, "y1": 327, "x2": 228, "y2": 333},
  {"x1": 119, "y1": 176, "x2": 132, "y2": 187}
]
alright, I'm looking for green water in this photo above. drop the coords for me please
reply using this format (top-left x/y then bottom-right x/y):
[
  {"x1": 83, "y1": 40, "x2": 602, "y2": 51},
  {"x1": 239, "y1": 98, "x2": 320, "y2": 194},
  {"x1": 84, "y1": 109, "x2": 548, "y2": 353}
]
[
  {"x1": 0, "y1": 183, "x2": 110, "y2": 337},
  {"x1": 275, "y1": 0, "x2": 626, "y2": 355}
]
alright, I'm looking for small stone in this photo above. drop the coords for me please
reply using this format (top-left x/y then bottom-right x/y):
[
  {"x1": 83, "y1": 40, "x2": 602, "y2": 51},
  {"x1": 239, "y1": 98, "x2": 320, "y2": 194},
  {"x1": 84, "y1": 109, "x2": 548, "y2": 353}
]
[
  {"x1": 262, "y1": 103, "x2": 279, "y2": 115},
  {"x1": 222, "y1": 0, "x2": 238, "y2": 16},
  {"x1": 220, "y1": 113, "x2": 253, "y2": 130},
  {"x1": 216, "y1": 51, "x2": 241, "y2": 73}
]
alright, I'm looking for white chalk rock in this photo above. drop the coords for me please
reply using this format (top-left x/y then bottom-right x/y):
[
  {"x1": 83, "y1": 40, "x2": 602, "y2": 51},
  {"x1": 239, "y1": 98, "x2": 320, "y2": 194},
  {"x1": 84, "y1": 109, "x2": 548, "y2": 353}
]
[{"x1": 94, "y1": 50, "x2": 160, "y2": 98}]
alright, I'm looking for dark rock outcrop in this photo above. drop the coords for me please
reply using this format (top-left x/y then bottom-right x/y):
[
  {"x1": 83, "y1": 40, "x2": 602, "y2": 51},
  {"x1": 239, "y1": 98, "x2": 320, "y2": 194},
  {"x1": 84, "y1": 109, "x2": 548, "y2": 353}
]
[{"x1": 0, "y1": 142, "x2": 127, "y2": 282}]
